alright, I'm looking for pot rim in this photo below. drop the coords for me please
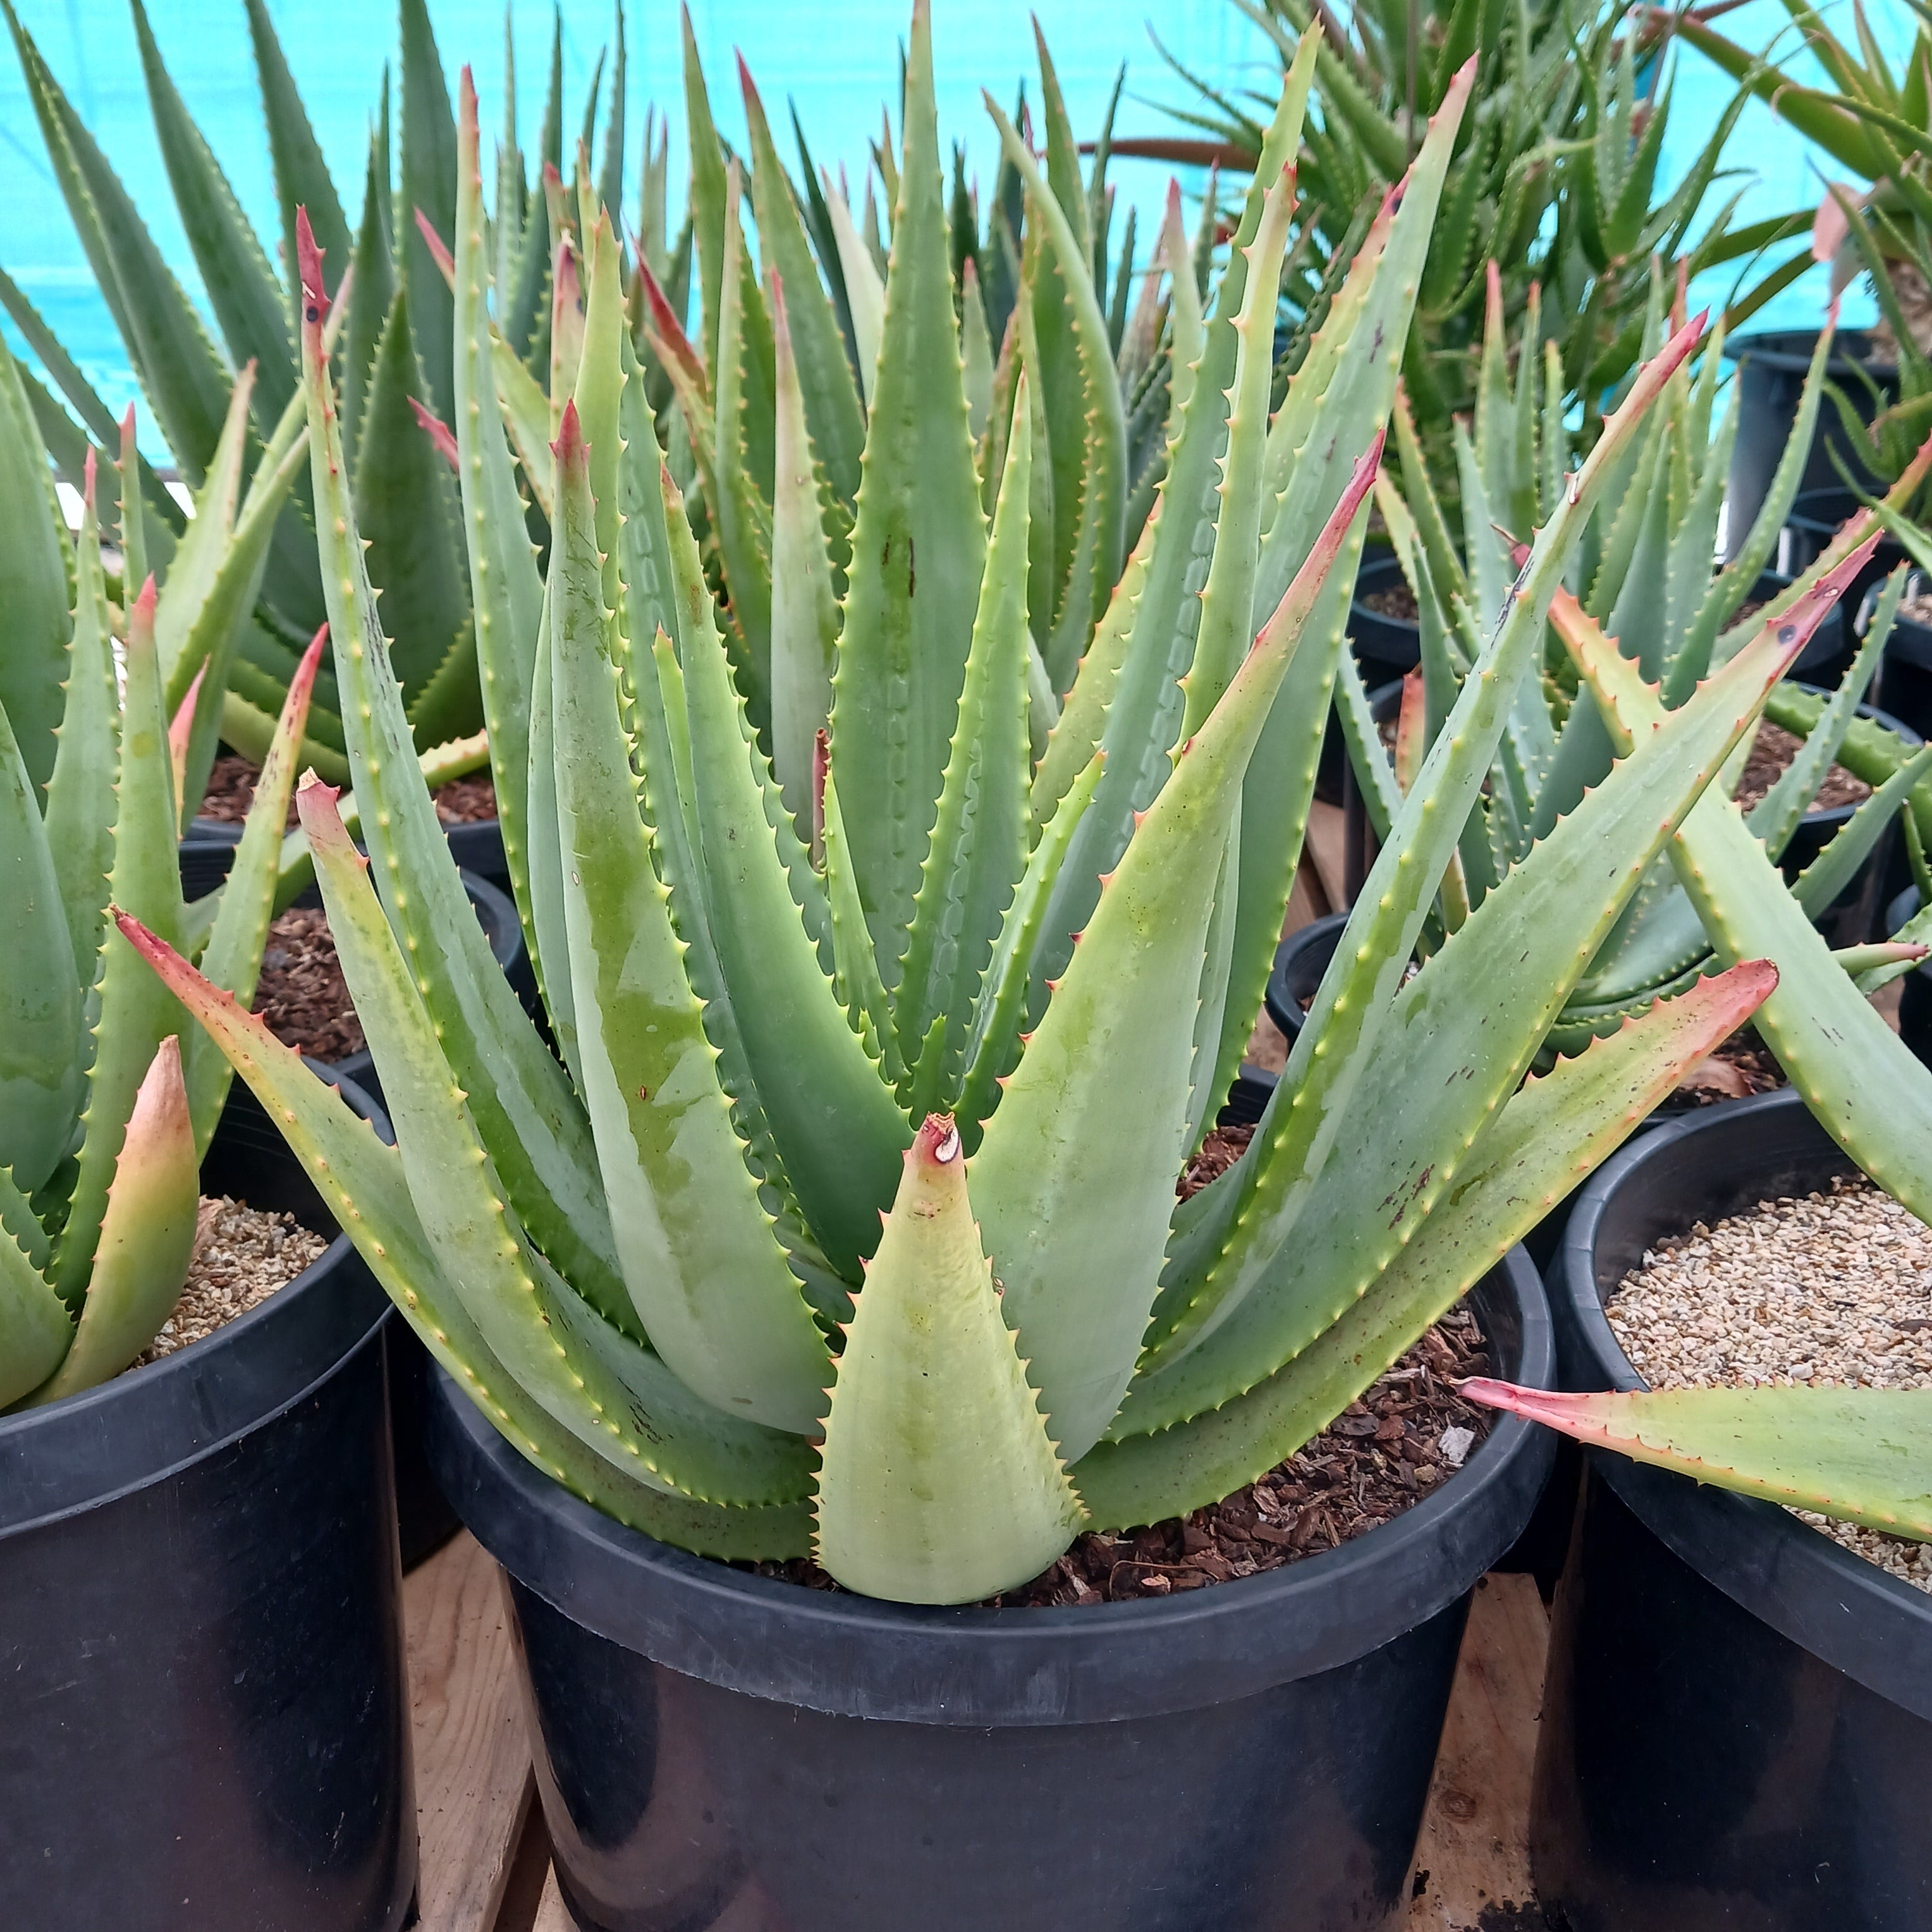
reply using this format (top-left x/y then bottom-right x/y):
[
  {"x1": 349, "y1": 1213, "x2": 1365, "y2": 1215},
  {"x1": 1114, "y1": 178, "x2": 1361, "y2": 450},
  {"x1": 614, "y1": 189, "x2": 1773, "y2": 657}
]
[
  {"x1": 1560, "y1": 1087, "x2": 1932, "y2": 1718},
  {"x1": 1722, "y1": 326, "x2": 1898, "y2": 382},
  {"x1": 427, "y1": 1249, "x2": 1555, "y2": 1727},
  {"x1": 0, "y1": 1073, "x2": 392, "y2": 1541}
]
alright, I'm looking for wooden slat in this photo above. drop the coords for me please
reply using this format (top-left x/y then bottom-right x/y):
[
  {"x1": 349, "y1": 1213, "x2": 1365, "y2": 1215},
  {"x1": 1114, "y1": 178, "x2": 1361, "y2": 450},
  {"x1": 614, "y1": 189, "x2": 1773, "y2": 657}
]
[
  {"x1": 1304, "y1": 800, "x2": 1350, "y2": 912},
  {"x1": 531, "y1": 1869, "x2": 575, "y2": 1932},
  {"x1": 407, "y1": 1532, "x2": 537, "y2": 1932},
  {"x1": 1407, "y1": 1572, "x2": 1550, "y2": 1929}
]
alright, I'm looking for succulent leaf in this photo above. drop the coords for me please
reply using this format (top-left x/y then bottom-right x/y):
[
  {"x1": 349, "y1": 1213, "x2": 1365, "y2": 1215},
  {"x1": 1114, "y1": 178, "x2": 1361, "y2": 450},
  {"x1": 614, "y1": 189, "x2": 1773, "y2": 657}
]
[
  {"x1": 828, "y1": 0, "x2": 988, "y2": 979},
  {"x1": 116, "y1": 908, "x2": 811, "y2": 1557},
  {"x1": 23, "y1": 1036, "x2": 197, "y2": 1407},
  {"x1": 815, "y1": 1115, "x2": 1085, "y2": 1603},
  {"x1": 974, "y1": 446, "x2": 1377, "y2": 1465},
  {"x1": 893, "y1": 377, "x2": 1034, "y2": 1094},
  {"x1": 1464, "y1": 1382, "x2": 1932, "y2": 1540},
  {"x1": 551, "y1": 405, "x2": 827, "y2": 1431},
  {"x1": 296, "y1": 211, "x2": 630, "y2": 1323},
  {"x1": 1079, "y1": 963, "x2": 1780, "y2": 1522}
]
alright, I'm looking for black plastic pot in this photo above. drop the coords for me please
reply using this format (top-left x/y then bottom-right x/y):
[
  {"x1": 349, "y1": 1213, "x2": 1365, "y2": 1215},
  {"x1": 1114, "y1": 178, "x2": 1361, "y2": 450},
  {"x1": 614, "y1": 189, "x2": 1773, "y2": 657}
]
[
  {"x1": 1778, "y1": 487, "x2": 1910, "y2": 671},
  {"x1": 1538, "y1": 1089, "x2": 1932, "y2": 1930},
  {"x1": 1724, "y1": 329, "x2": 1896, "y2": 560},
  {"x1": 1345, "y1": 551, "x2": 1420, "y2": 680},
  {"x1": 0, "y1": 1076, "x2": 415, "y2": 1931},
  {"x1": 179, "y1": 814, "x2": 245, "y2": 900},
  {"x1": 427, "y1": 1259, "x2": 1555, "y2": 1932},
  {"x1": 444, "y1": 813, "x2": 509, "y2": 881}
]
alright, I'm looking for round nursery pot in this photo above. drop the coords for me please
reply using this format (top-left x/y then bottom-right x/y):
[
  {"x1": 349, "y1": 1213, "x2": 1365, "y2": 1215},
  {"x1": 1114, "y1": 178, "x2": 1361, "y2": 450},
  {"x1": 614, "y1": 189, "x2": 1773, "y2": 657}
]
[
  {"x1": 1723, "y1": 329, "x2": 1895, "y2": 559},
  {"x1": 0, "y1": 1076, "x2": 414, "y2": 1932},
  {"x1": 1345, "y1": 551, "x2": 1421, "y2": 680},
  {"x1": 179, "y1": 814, "x2": 245, "y2": 900},
  {"x1": 426, "y1": 1260, "x2": 1556, "y2": 1932},
  {"x1": 1536, "y1": 1089, "x2": 1932, "y2": 1931},
  {"x1": 443, "y1": 812, "x2": 508, "y2": 881},
  {"x1": 1265, "y1": 909, "x2": 1346, "y2": 1042}
]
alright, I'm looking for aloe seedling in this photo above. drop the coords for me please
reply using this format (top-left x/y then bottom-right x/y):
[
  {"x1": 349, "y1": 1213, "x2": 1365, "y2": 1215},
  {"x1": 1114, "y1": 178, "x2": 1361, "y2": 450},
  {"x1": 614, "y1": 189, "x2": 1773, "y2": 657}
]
[
  {"x1": 1357, "y1": 288, "x2": 1932, "y2": 1056},
  {"x1": 135, "y1": 16, "x2": 1811, "y2": 1606},
  {"x1": 0, "y1": 373, "x2": 327, "y2": 1407}
]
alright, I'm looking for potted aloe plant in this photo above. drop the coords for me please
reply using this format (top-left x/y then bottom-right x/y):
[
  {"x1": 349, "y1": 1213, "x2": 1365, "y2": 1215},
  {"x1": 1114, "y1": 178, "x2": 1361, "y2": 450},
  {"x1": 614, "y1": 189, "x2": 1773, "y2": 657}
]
[
  {"x1": 0, "y1": 350, "x2": 412, "y2": 1929},
  {"x1": 125, "y1": 13, "x2": 1855, "y2": 1928}
]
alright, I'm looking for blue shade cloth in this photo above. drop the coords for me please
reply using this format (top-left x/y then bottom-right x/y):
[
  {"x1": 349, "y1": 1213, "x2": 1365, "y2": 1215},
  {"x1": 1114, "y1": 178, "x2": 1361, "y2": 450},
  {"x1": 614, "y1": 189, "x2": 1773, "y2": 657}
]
[{"x1": 0, "y1": 0, "x2": 1915, "y2": 432}]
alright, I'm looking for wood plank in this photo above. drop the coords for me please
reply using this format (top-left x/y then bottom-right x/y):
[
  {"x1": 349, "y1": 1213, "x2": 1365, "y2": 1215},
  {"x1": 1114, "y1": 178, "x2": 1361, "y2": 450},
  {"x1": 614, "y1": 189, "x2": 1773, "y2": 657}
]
[
  {"x1": 530, "y1": 1869, "x2": 575, "y2": 1932},
  {"x1": 407, "y1": 1531, "x2": 537, "y2": 1932},
  {"x1": 1304, "y1": 801, "x2": 1349, "y2": 913},
  {"x1": 1407, "y1": 1572, "x2": 1550, "y2": 1928},
  {"x1": 1283, "y1": 848, "x2": 1330, "y2": 936}
]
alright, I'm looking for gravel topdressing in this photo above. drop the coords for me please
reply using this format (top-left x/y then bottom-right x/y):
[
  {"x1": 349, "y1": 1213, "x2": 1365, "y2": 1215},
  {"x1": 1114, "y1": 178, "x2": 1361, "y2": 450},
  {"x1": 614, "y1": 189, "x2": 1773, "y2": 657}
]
[
  {"x1": 135, "y1": 1197, "x2": 328, "y2": 1367},
  {"x1": 1608, "y1": 1175, "x2": 1932, "y2": 1592}
]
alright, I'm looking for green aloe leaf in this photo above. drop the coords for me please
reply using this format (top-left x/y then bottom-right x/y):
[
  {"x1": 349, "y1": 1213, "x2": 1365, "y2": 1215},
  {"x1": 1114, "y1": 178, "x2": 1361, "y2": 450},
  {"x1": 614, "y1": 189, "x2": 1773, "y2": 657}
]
[
  {"x1": 51, "y1": 584, "x2": 184, "y2": 1304},
  {"x1": 298, "y1": 780, "x2": 814, "y2": 1508},
  {"x1": 827, "y1": 0, "x2": 987, "y2": 979},
  {"x1": 767, "y1": 276, "x2": 842, "y2": 840},
  {"x1": 955, "y1": 748, "x2": 1103, "y2": 1142},
  {"x1": 186, "y1": 627, "x2": 326, "y2": 1148},
  {"x1": 295, "y1": 211, "x2": 630, "y2": 1326},
  {"x1": 354, "y1": 284, "x2": 475, "y2": 723},
  {"x1": 23, "y1": 1037, "x2": 196, "y2": 1406},
  {"x1": 242, "y1": 0, "x2": 350, "y2": 306},
  {"x1": 893, "y1": 379, "x2": 1033, "y2": 1096},
  {"x1": 0, "y1": 1180, "x2": 71, "y2": 1408},
  {"x1": 343, "y1": 113, "x2": 398, "y2": 475},
  {"x1": 400, "y1": 0, "x2": 459, "y2": 424},
  {"x1": 118, "y1": 907, "x2": 811, "y2": 1556},
  {"x1": 666, "y1": 457, "x2": 910, "y2": 1279},
  {"x1": 816, "y1": 1116, "x2": 1085, "y2": 1603},
  {"x1": 741, "y1": 56, "x2": 866, "y2": 506},
  {"x1": 551, "y1": 403, "x2": 828, "y2": 1433},
  {"x1": 1464, "y1": 1381, "x2": 1932, "y2": 1541},
  {"x1": 973, "y1": 448, "x2": 1377, "y2": 1466},
  {"x1": 1078, "y1": 962, "x2": 1779, "y2": 1525},
  {"x1": 42, "y1": 459, "x2": 118, "y2": 988},
  {"x1": 0, "y1": 332, "x2": 75, "y2": 798},
  {"x1": 130, "y1": 0, "x2": 292, "y2": 424}
]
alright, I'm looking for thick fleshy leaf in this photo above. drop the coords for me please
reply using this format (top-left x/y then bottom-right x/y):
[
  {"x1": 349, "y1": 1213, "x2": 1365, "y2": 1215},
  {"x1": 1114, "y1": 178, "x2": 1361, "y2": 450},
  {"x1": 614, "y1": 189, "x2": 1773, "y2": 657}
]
[
  {"x1": 664, "y1": 458, "x2": 910, "y2": 1279},
  {"x1": 972, "y1": 448, "x2": 1377, "y2": 1465},
  {"x1": 1463, "y1": 1381, "x2": 1932, "y2": 1540},
  {"x1": 42, "y1": 459, "x2": 119, "y2": 986},
  {"x1": 298, "y1": 780, "x2": 814, "y2": 1508},
  {"x1": 399, "y1": 0, "x2": 459, "y2": 424},
  {"x1": 0, "y1": 331, "x2": 72, "y2": 797},
  {"x1": 51, "y1": 584, "x2": 184, "y2": 1304},
  {"x1": 1079, "y1": 963, "x2": 1778, "y2": 1524},
  {"x1": 550, "y1": 406, "x2": 826, "y2": 1433},
  {"x1": 117, "y1": 910, "x2": 810, "y2": 1558},
  {"x1": 25, "y1": 1037, "x2": 196, "y2": 1405},
  {"x1": 767, "y1": 276, "x2": 842, "y2": 840},
  {"x1": 893, "y1": 379, "x2": 1033, "y2": 1096},
  {"x1": 243, "y1": 0, "x2": 351, "y2": 309},
  {"x1": 295, "y1": 211, "x2": 629, "y2": 1326},
  {"x1": 0, "y1": 1180, "x2": 71, "y2": 1409},
  {"x1": 826, "y1": 0, "x2": 988, "y2": 979},
  {"x1": 816, "y1": 1116, "x2": 1085, "y2": 1603},
  {"x1": 186, "y1": 627, "x2": 326, "y2": 1148}
]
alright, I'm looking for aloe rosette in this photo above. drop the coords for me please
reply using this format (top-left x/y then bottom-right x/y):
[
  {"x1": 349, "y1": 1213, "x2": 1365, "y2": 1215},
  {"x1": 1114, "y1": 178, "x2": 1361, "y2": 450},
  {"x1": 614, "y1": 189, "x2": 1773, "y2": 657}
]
[
  {"x1": 124, "y1": 15, "x2": 1824, "y2": 1606},
  {"x1": 1354, "y1": 287, "x2": 1932, "y2": 1059},
  {"x1": 0, "y1": 354, "x2": 327, "y2": 1407}
]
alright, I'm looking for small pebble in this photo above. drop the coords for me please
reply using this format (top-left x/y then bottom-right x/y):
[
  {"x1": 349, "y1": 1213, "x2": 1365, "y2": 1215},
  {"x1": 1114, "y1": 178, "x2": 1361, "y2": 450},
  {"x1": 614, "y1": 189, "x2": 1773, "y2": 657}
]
[
  {"x1": 1609, "y1": 1175, "x2": 1932, "y2": 1593},
  {"x1": 135, "y1": 1197, "x2": 328, "y2": 1367},
  {"x1": 1438, "y1": 1425, "x2": 1474, "y2": 1469}
]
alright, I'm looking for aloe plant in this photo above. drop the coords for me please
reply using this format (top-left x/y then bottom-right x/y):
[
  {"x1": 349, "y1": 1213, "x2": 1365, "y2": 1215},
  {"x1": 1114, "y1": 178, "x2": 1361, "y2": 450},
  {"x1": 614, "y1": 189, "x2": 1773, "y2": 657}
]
[
  {"x1": 1355, "y1": 290, "x2": 1932, "y2": 1060},
  {"x1": 1144, "y1": 0, "x2": 1803, "y2": 465},
  {"x1": 0, "y1": 344, "x2": 325, "y2": 1409},
  {"x1": 126, "y1": 16, "x2": 1823, "y2": 1606}
]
